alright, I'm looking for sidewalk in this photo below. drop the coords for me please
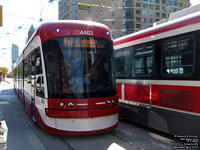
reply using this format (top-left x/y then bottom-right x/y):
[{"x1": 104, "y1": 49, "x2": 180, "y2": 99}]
[{"x1": 0, "y1": 79, "x2": 44, "y2": 150}]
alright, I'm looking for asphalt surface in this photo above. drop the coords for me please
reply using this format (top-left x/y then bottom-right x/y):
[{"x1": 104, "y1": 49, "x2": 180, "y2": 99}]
[{"x1": 0, "y1": 78, "x2": 196, "y2": 150}]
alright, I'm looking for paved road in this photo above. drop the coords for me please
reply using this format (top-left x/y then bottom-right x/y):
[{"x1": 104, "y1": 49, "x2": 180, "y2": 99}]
[{"x1": 0, "y1": 79, "x2": 193, "y2": 150}]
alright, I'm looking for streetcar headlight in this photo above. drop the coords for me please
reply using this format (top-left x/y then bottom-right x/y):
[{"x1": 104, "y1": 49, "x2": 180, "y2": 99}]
[
  {"x1": 59, "y1": 102, "x2": 65, "y2": 108},
  {"x1": 68, "y1": 102, "x2": 75, "y2": 108},
  {"x1": 106, "y1": 100, "x2": 111, "y2": 105},
  {"x1": 56, "y1": 28, "x2": 60, "y2": 32},
  {"x1": 112, "y1": 100, "x2": 115, "y2": 104}
]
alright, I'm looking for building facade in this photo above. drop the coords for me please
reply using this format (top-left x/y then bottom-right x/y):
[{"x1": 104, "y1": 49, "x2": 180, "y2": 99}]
[
  {"x1": 59, "y1": 0, "x2": 190, "y2": 39},
  {"x1": 11, "y1": 44, "x2": 19, "y2": 70}
]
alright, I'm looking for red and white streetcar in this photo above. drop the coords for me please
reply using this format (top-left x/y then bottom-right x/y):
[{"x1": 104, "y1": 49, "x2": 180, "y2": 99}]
[
  {"x1": 114, "y1": 5, "x2": 200, "y2": 140},
  {"x1": 14, "y1": 20, "x2": 120, "y2": 135}
]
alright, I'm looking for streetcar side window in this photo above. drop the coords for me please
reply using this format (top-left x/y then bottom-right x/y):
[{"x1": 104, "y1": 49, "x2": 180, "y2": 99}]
[
  {"x1": 35, "y1": 48, "x2": 44, "y2": 98},
  {"x1": 24, "y1": 53, "x2": 32, "y2": 97},
  {"x1": 132, "y1": 45, "x2": 154, "y2": 76},
  {"x1": 115, "y1": 48, "x2": 131, "y2": 77},
  {"x1": 162, "y1": 36, "x2": 195, "y2": 76}
]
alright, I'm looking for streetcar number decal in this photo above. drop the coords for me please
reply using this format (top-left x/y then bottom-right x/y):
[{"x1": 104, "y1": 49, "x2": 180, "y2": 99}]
[{"x1": 80, "y1": 30, "x2": 93, "y2": 35}]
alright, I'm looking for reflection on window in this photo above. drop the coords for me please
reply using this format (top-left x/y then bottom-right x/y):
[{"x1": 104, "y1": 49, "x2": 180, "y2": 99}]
[
  {"x1": 162, "y1": 36, "x2": 195, "y2": 76},
  {"x1": 115, "y1": 48, "x2": 131, "y2": 76},
  {"x1": 43, "y1": 37, "x2": 116, "y2": 99},
  {"x1": 35, "y1": 48, "x2": 44, "y2": 97},
  {"x1": 132, "y1": 45, "x2": 153, "y2": 76}
]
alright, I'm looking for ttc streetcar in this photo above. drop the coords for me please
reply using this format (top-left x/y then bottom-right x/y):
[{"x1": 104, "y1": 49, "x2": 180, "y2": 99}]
[
  {"x1": 13, "y1": 20, "x2": 120, "y2": 135},
  {"x1": 114, "y1": 5, "x2": 200, "y2": 141}
]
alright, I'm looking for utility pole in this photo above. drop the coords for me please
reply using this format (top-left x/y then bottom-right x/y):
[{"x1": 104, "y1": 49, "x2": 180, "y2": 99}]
[{"x1": 40, "y1": 0, "x2": 56, "y2": 21}]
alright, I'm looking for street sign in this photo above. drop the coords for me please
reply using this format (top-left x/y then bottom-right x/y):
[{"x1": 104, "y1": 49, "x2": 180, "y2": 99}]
[{"x1": 78, "y1": 3, "x2": 90, "y2": 10}]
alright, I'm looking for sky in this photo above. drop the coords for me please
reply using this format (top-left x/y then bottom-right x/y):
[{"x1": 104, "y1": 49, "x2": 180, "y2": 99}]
[
  {"x1": 0, "y1": 0, "x2": 58, "y2": 71},
  {"x1": 0, "y1": 0, "x2": 199, "y2": 71}
]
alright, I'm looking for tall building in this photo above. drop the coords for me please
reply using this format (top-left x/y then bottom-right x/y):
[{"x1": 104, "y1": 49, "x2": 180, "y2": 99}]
[
  {"x1": 58, "y1": 0, "x2": 190, "y2": 39},
  {"x1": 58, "y1": 0, "x2": 124, "y2": 39},
  {"x1": 28, "y1": 25, "x2": 35, "y2": 41},
  {"x1": 125, "y1": 0, "x2": 190, "y2": 35},
  {"x1": 11, "y1": 44, "x2": 19, "y2": 70}
]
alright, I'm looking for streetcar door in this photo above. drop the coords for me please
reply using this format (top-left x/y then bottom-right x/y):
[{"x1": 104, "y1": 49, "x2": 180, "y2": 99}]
[
  {"x1": 31, "y1": 48, "x2": 44, "y2": 122},
  {"x1": 31, "y1": 50, "x2": 37, "y2": 122}
]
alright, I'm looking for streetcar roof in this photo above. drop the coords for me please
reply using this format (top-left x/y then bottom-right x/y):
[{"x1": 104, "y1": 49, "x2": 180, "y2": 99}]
[
  {"x1": 15, "y1": 20, "x2": 112, "y2": 64},
  {"x1": 114, "y1": 7, "x2": 200, "y2": 49},
  {"x1": 26, "y1": 20, "x2": 112, "y2": 46}
]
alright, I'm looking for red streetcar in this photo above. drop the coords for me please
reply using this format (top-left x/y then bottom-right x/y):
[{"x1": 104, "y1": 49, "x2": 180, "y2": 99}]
[
  {"x1": 114, "y1": 5, "x2": 200, "y2": 140},
  {"x1": 14, "y1": 20, "x2": 120, "y2": 135}
]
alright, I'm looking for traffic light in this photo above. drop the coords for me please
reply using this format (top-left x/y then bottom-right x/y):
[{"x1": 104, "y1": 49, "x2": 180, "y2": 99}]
[{"x1": 0, "y1": 5, "x2": 2, "y2": 26}]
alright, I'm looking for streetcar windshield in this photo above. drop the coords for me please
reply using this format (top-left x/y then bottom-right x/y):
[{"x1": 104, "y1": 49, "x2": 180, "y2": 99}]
[{"x1": 43, "y1": 37, "x2": 116, "y2": 98}]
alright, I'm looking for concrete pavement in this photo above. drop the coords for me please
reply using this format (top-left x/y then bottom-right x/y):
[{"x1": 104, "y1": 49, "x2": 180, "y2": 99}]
[{"x1": 0, "y1": 79, "x2": 46, "y2": 150}]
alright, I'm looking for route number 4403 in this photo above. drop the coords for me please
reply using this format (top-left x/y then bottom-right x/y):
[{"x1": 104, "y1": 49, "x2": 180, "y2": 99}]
[{"x1": 80, "y1": 30, "x2": 93, "y2": 35}]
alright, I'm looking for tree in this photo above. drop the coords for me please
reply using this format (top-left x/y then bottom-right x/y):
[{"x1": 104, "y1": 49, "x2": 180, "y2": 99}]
[{"x1": 0, "y1": 67, "x2": 9, "y2": 76}]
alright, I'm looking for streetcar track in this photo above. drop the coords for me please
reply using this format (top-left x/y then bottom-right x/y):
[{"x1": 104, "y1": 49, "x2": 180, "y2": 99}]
[
  {"x1": 60, "y1": 136, "x2": 75, "y2": 150},
  {"x1": 110, "y1": 131, "x2": 145, "y2": 150},
  {"x1": 116, "y1": 121, "x2": 182, "y2": 149}
]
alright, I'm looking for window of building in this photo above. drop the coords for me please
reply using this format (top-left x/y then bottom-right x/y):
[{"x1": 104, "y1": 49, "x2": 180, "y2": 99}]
[
  {"x1": 72, "y1": 0, "x2": 78, "y2": 6},
  {"x1": 123, "y1": 19, "x2": 126, "y2": 25},
  {"x1": 62, "y1": 0, "x2": 66, "y2": 15},
  {"x1": 143, "y1": 10, "x2": 147, "y2": 16},
  {"x1": 88, "y1": 16, "x2": 91, "y2": 21},
  {"x1": 162, "y1": 0, "x2": 166, "y2": 5},
  {"x1": 174, "y1": 8, "x2": 177, "y2": 12},
  {"x1": 112, "y1": 3, "x2": 115, "y2": 8},
  {"x1": 156, "y1": 6, "x2": 160, "y2": 11},
  {"x1": 88, "y1": 8, "x2": 91, "y2": 14},
  {"x1": 156, "y1": 12, "x2": 160, "y2": 18},
  {"x1": 72, "y1": 7, "x2": 78, "y2": 15},
  {"x1": 174, "y1": 0, "x2": 178, "y2": 6},
  {"x1": 101, "y1": 18, "x2": 103, "y2": 23},
  {"x1": 101, "y1": 10, "x2": 104, "y2": 15},
  {"x1": 162, "y1": 13, "x2": 166, "y2": 18},
  {"x1": 136, "y1": 3, "x2": 141, "y2": 8},
  {"x1": 136, "y1": 24, "x2": 141, "y2": 29},
  {"x1": 101, "y1": 2, "x2": 103, "y2": 7},
  {"x1": 143, "y1": 24, "x2": 148, "y2": 29},
  {"x1": 162, "y1": 6, "x2": 167, "y2": 12},
  {"x1": 162, "y1": 36, "x2": 195, "y2": 76},
  {"x1": 136, "y1": 10, "x2": 141, "y2": 15},
  {"x1": 149, "y1": 18, "x2": 154, "y2": 23},
  {"x1": 112, "y1": 25, "x2": 115, "y2": 31},
  {"x1": 115, "y1": 48, "x2": 131, "y2": 76},
  {"x1": 149, "y1": 11, "x2": 154, "y2": 17},
  {"x1": 143, "y1": 3, "x2": 148, "y2": 8},
  {"x1": 136, "y1": 17, "x2": 141, "y2": 22},
  {"x1": 112, "y1": 19, "x2": 115, "y2": 25},
  {"x1": 149, "y1": 4, "x2": 154, "y2": 9},
  {"x1": 156, "y1": 0, "x2": 160, "y2": 3},
  {"x1": 132, "y1": 45, "x2": 154, "y2": 76},
  {"x1": 168, "y1": 0, "x2": 178, "y2": 6},
  {"x1": 143, "y1": 0, "x2": 148, "y2": 3},
  {"x1": 149, "y1": 0, "x2": 154, "y2": 4},
  {"x1": 112, "y1": 11, "x2": 115, "y2": 16},
  {"x1": 72, "y1": 16, "x2": 78, "y2": 20},
  {"x1": 144, "y1": 17, "x2": 147, "y2": 22}
]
